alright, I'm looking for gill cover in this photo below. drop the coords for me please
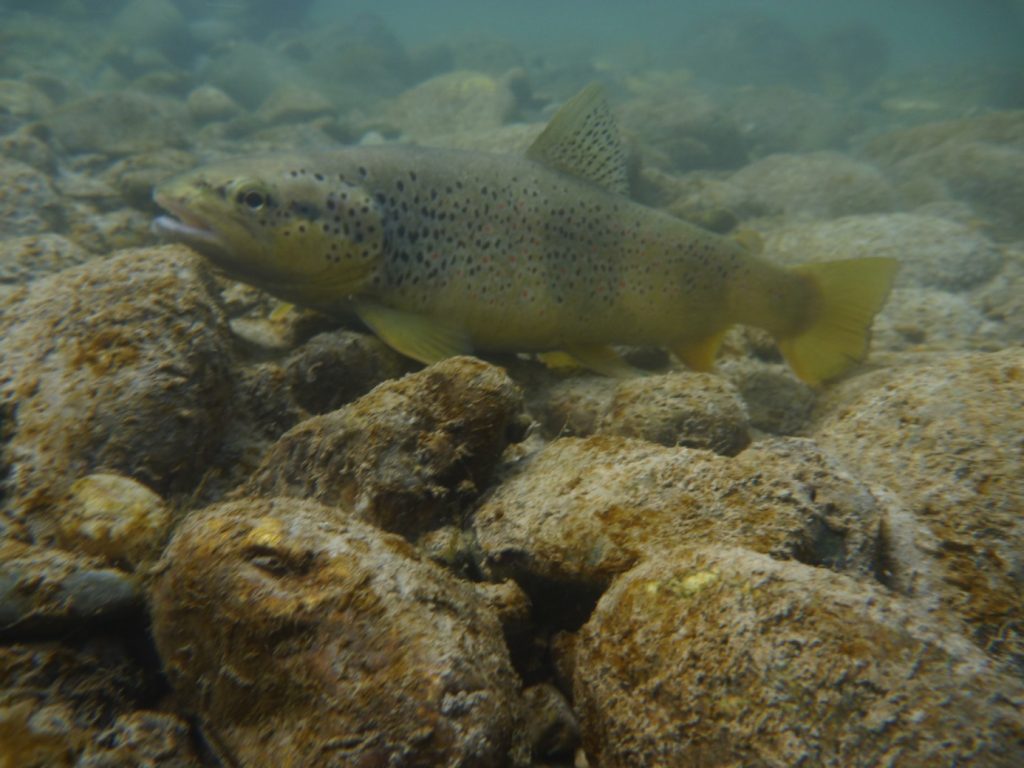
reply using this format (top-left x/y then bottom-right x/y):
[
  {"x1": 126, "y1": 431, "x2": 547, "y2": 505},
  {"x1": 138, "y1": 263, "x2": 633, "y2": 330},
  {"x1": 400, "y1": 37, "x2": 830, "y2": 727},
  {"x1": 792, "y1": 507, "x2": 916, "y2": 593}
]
[{"x1": 154, "y1": 160, "x2": 384, "y2": 307}]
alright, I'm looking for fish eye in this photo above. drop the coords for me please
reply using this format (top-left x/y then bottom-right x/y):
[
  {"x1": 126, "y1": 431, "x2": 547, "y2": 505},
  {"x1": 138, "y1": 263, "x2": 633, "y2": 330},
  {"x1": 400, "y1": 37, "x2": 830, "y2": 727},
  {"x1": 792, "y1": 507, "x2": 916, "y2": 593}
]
[{"x1": 236, "y1": 188, "x2": 266, "y2": 210}]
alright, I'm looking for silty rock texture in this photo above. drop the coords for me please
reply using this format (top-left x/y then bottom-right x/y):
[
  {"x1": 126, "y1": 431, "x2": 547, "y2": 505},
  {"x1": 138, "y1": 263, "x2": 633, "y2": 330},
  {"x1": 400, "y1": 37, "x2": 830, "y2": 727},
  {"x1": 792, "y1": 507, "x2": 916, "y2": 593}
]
[
  {"x1": 150, "y1": 497, "x2": 528, "y2": 768},
  {"x1": 473, "y1": 435, "x2": 887, "y2": 621},
  {"x1": 814, "y1": 348, "x2": 1024, "y2": 674},
  {"x1": 0, "y1": 246, "x2": 233, "y2": 538},
  {"x1": 0, "y1": 539, "x2": 141, "y2": 637},
  {"x1": 532, "y1": 371, "x2": 751, "y2": 455},
  {"x1": 575, "y1": 546, "x2": 1024, "y2": 768},
  {"x1": 240, "y1": 356, "x2": 526, "y2": 538},
  {"x1": 0, "y1": 641, "x2": 199, "y2": 767}
]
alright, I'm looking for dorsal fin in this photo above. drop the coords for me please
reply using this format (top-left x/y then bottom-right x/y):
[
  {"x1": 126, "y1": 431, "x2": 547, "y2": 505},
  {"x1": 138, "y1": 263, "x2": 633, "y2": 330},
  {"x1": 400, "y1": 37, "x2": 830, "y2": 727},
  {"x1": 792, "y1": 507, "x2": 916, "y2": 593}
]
[{"x1": 526, "y1": 83, "x2": 629, "y2": 195}]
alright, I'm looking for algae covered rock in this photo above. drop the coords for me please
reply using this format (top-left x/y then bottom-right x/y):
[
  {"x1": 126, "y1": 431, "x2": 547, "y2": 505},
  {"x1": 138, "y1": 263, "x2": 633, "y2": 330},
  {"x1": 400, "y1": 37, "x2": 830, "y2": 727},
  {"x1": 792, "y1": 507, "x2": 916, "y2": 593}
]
[
  {"x1": 0, "y1": 158, "x2": 63, "y2": 237},
  {"x1": 535, "y1": 371, "x2": 750, "y2": 455},
  {"x1": 716, "y1": 358, "x2": 817, "y2": 434},
  {"x1": 0, "y1": 234, "x2": 90, "y2": 284},
  {"x1": 284, "y1": 328, "x2": 411, "y2": 414},
  {"x1": 619, "y1": 73, "x2": 746, "y2": 171},
  {"x1": 150, "y1": 497, "x2": 528, "y2": 768},
  {"x1": 0, "y1": 540, "x2": 141, "y2": 636},
  {"x1": 55, "y1": 473, "x2": 170, "y2": 572},
  {"x1": 372, "y1": 71, "x2": 517, "y2": 141},
  {"x1": 0, "y1": 642, "x2": 198, "y2": 766},
  {"x1": 241, "y1": 356, "x2": 524, "y2": 538},
  {"x1": 0, "y1": 246, "x2": 233, "y2": 531},
  {"x1": 763, "y1": 213, "x2": 1004, "y2": 291},
  {"x1": 43, "y1": 90, "x2": 191, "y2": 155},
  {"x1": 872, "y1": 286, "x2": 1008, "y2": 352},
  {"x1": 185, "y1": 84, "x2": 243, "y2": 124},
  {"x1": 815, "y1": 348, "x2": 1024, "y2": 673},
  {"x1": 725, "y1": 151, "x2": 895, "y2": 220},
  {"x1": 865, "y1": 111, "x2": 1024, "y2": 240},
  {"x1": 474, "y1": 436, "x2": 885, "y2": 615},
  {"x1": 575, "y1": 546, "x2": 1024, "y2": 767}
]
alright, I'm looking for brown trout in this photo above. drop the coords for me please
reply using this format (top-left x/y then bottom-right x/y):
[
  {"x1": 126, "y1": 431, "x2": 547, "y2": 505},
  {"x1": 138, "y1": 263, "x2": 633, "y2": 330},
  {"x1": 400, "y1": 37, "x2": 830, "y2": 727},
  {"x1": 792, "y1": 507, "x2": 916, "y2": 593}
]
[{"x1": 154, "y1": 85, "x2": 897, "y2": 384}]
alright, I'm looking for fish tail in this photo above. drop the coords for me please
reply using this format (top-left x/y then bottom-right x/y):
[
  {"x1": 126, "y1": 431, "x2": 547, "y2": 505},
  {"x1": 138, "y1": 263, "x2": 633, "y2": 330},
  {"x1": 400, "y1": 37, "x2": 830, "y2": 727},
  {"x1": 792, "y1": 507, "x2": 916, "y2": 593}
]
[{"x1": 776, "y1": 257, "x2": 899, "y2": 385}]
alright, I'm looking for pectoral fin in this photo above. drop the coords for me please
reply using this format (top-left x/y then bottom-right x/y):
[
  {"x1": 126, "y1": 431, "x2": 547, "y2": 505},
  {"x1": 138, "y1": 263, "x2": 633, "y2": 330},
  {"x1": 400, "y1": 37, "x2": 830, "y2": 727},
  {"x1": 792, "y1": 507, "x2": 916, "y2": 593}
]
[
  {"x1": 354, "y1": 300, "x2": 472, "y2": 364},
  {"x1": 566, "y1": 345, "x2": 645, "y2": 378}
]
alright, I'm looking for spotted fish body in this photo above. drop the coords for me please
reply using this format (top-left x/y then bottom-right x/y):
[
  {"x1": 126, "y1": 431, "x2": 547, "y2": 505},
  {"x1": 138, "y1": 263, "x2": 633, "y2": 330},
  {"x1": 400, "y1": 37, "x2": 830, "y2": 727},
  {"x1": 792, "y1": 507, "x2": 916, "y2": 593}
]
[{"x1": 154, "y1": 86, "x2": 898, "y2": 383}]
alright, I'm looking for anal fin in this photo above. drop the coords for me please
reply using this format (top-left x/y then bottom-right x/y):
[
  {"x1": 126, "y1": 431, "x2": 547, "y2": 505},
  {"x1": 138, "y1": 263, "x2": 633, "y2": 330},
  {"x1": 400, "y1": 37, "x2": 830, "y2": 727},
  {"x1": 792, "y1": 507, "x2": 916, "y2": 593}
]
[
  {"x1": 670, "y1": 332, "x2": 726, "y2": 373},
  {"x1": 354, "y1": 300, "x2": 472, "y2": 364}
]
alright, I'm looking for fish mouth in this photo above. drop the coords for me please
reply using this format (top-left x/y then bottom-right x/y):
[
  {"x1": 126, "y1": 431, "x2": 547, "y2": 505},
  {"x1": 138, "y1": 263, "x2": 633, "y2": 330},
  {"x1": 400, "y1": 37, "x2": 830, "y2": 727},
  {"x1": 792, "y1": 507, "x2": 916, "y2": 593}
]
[{"x1": 151, "y1": 192, "x2": 225, "y2": 251}]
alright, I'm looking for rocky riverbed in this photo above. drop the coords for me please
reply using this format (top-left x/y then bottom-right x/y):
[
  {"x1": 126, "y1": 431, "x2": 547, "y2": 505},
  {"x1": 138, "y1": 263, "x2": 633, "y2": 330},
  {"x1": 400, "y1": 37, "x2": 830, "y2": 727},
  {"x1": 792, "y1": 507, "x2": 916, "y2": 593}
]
[{"x1": 1, "y1": 2, "x2": 1023, "y2": 766}]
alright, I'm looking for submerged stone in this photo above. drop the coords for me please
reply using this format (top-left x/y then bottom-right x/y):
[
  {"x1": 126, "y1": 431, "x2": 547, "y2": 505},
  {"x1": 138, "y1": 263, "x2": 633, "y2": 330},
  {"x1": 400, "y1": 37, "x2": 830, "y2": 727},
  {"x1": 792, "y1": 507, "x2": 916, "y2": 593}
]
[
  {"x1": 474, "y1": 436, "x2": 886, "y2": 619},
  {"x1": 241, "y1": 357, "x2": 525, "y2": 538},
  {"x1": 575, "y1": 546, "x2": 1024, "y2": 767},
  {"x1": 150, "y1": 497, "x2": 528, "y2": 767},
  {"x1": 0, "y1": 246, "x2": 233, "y2": 534},
  {"x1": 535, "y1": 371, "x2": 750, "y2": 456},
  {"x1": 815, "y1": 348, "x2": 1024, "y2": 674}
]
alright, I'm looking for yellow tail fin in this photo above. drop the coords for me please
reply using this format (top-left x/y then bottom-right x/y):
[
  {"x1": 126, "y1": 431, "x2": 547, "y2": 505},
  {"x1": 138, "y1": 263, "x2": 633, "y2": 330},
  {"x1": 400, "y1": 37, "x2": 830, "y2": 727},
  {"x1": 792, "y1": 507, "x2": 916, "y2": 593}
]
[{"x1": 777, "y1": 257, "x2": 899, "y2": 385}]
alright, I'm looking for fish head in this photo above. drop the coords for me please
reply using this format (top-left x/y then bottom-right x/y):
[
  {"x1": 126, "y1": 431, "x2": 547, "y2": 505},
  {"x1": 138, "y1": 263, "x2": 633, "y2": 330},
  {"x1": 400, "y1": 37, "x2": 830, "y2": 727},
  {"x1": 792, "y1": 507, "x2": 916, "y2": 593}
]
[{"x1": 153, "y1": 157, "x2": 382, "y2": 307}]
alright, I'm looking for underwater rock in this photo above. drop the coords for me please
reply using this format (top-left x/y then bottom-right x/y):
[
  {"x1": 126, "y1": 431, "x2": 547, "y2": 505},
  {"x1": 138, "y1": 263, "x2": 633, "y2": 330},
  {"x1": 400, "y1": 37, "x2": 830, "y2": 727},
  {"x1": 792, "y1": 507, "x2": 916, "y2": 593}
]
[
  {"x1": 299, "y1": 14, "x2": 415, "y2": 108},
  {"x1": 0, "y1": 642, "x2": 197, "y2": 766},
  {"x1": 763, "y1": 213, "x2": 1004, "y2": 291},
  {"x1": 723, "y1": 85, "x2": 863, "y2": 157},
  {"x1": 535, "y1": 372, "x2": 750, "y2": 455},
  {"x1": 521, "y1": 683, "x2": 579, "y2": 762},
  {"x1": 44, "y1": 90, "x2": 191, "y2": 156},
  {"x1": 473, "y1": 436, "x2": 886, "y2": 618},
  {"x1": 893, "y1": 142, "x2": 1024, "y2": 241},
  {"x1": 101, "y1": 149, "x2": 198, "y2": 210},
  {"x1": 241, "y1": 357, "x2": 525, "y2": 538},
  {"x1": 198, "y1": 41, "x2": 297, "y2": 111},
  {"x1": 256, "y1": 84, "x2": 335, "y2": 124},
  {"x1": 0, "y1": 158, "x2": 63, "y2": 237},
  {"x1": 0, "y1": 246, "x2": 233, "y2": 532},
  {"x1": 0, "y1": 79, "x2": 53, "y2": 132},
  {"x1": 574, "y1": 546, "x2": 1024, "y2": 767},
  {"x1": 371, "y1": 71, "x2": 517, "y2": 142},
  {"x1": 619, "y1": 73, "x2": 747, "y2": 172},
  {"x1": 413, "y1": 122, "x2": 545, "y2": 156},
  {"x1": 185, "y1": 84, "x2": 243, "y2": 124},
  {"x1": 726, "y1": 151, "x2": 895, "y2": 220},
  {"x1": 815, "y1": 349, "x2": 1024, "y2": 674},
  {"x1": 872, "y1": 286, "x2": 1008, "y2": 352},
  {"x1": 0, "y1": 234, "x2": 90, "y2": 284},
  {"x1": 76, "y1": 710, "x2": 200, "y2": 768},
  {"x1": 55, "y1": 473, "x2": 170, "y2": 572},
  {"x1": 150, "y1": 497, "x2": 528, "y2": 768},
  {"x1": 0, "y1": 541, "x2": 141, "y2": 636},
  {"x1": 972, "y1": 251, "x2": 1024, "y2": 343},
  {"x1": 284, "y1": 328, "x2": 411, "y2": 414},
  {"x1": 864, "y1": 111, "x2": 1024, "y2": 239},
  {"x1": 863, "y1": 110, "x2": 1024, "y2": 167},
  {"x1": 716, "y1": 358, "x2": 817, "y2": 435},
  {"x1": 1, "y1": 127, "x2": 59, "y2": 175},
  {"x1": 65, "y1": 207, "x2": 154, "y2": 254},
  {"x1": 598, "y1": 372, "x2": 749, "y2": 455}
]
